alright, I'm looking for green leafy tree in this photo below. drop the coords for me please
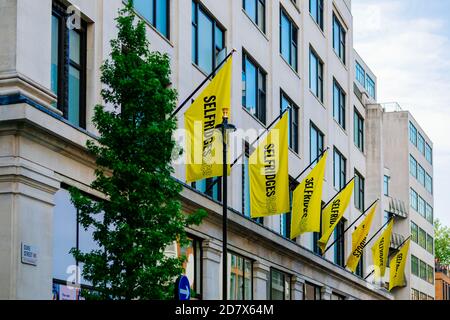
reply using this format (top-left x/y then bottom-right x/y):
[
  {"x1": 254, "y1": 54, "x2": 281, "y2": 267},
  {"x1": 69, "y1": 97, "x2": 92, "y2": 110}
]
[
  {"x1": 434, "y1": 219, "x2": 450, "y2": 266},
  {"x1": 69, "y1": 2, "x2": 206, "y2": 300}
]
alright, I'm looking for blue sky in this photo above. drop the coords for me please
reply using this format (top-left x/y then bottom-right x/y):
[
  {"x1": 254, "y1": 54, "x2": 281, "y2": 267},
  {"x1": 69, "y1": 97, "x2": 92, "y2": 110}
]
[{"x1": 353, "y1": 0, "x2": 450, "y2": 227}]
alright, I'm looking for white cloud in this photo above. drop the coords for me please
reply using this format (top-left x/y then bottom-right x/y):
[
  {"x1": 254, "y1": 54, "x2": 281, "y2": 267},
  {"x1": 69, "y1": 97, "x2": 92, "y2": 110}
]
[{"x1": 353, "y1": 0, "x2": 450, "y2": 226}]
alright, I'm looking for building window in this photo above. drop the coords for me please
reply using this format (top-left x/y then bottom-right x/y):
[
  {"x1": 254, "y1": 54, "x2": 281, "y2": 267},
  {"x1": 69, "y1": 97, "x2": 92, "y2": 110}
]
[
  {"x1": 333, "y1": 148, "x2": 346, "y2": 190},
  {"x1": 383, "y1": 175, "x2": 390, "y2": 196},
  {"x1": 280, "y1": 212, "x2": 291, "y2": 239},
  {"x1": 192, "y1": 1, "x2": 226, "y2": 74},
  {"x1": 411, "y1": 255, "x2": 419, "y2": 276},
  {"x1": 132, "y1": 0, "x2": 169, "y2": 38},
  {"x1": 418, "y1": 227, "x2": 426, "y2": 249},
  {"x1": 427, "y1": 265, "x2": 434, "y2": 284},
  {"x1": 309, "y1": 0, "x2": 324, "y2": 29},
  {"x1": 304, "y1": 282, "x2": 321, "y2": 300},
  {"x1": 426, "y1": 234, "x2": 434, "y2": 255},
  {"x1": 313, "y1": 230, "x2": 321, "y2": 255},
  {"x1": 418, "y1": 196, "x2": 426, "y2": 218},
  {"x1": 409, "y1": 122, "x2": 417, "y2": 146},
  {"x1": 417, "y1": 165, "x2": 425, "y2": 186},
  {"x1": 309, "y1": 48, "x2": 324, "y2": 102},
  {"x1": 410, "y1": 188, "x2": 418, "y2": 211},
  {"x1": 409, "y1": 155, "x2": 417, "y2": 178},
  {"x1": 243, "y1": 0, "x2": 265, "y2": 32},
  {"x1": 425, "y1": 173, "x2": 433, "y2": 194},
  {"x1": 355, "y1": 254, "x2": 364, "y2": 278},
  {"x1": 192, "y1": 178, "x2": 222, "y2": 202},
  {"x1": 51, "y1": 3, "x2": 87, "y2": 128},
  {"x1": 332, "y1": 14, "x2": 346, "y2": 64},
  {"x1": 411, "y1": 222, "x2": 418, "y2": 243},
  {"x1": 354, "y1": 171, "x2": 365, "y2": 212},
  {"x1": 334, "y1": 220, "x2": 345, "y2": 267},
  {"x1": 365, "y1": 75, "x2": 375, "y2": 99},
  {"x1": 384, "y1": 211, "x2": 393, "y2": 225},
  {"x1": 177, "y1": 236, "x2": 202, "y2": 298},
  {"x1": 53, "y1": 187, "x2": 102, "y2": 295},
  {"x1": 355, "y1": 62, "x2": 365, "y2": 86},
  {"x1": 281, "y1": 91, "x2": 299, "y2": 153},
  {"x1": 310, "y1": 123, "x2": 324, "y2": 164},
  {"x1": 426, "y1": 204, "x2": 433, "y2": 225},
  {"x1": 270, "y1": 269, "x2": 291, "y2": 300},
  {"x1": 425, "y1": 143, "x2": 433, "y2": 164},
  {"x1": 228, "y1": 252, "x2": 252, "y2": 300},
  {"x1": 280, "y1": 8, "x2": 298, "y2": 71},
  {"x1": 411, "y1": 289, "x2": 420, "y2": 300},
  {"x1": 419, "y1": 260, "x2": 427, "y2": 280},
  {"x1": 420, "y1": 292, "x2": 427, "y2": 300},
  {"x1": 333, "y1": 80, "x2": 346, "y2": 129},
  {"x1": 418, "y1": 133, "x2": 425, "y2": 154},
  {"x1": 354, "y1": 109, "x2": 364, "y2": 152},
  {"x1": 242, "y1": 52, "x2": 267, "y2": 124}
]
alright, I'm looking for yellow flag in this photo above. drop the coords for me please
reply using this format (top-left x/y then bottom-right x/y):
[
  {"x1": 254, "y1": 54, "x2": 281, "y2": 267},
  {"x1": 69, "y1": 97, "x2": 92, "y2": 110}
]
[
  {"x1": 249, "y1": 113, "x2": 290, "y2": 218},
  {"x1": 290, "y1": 152, "x2": 327, "y2": 239},
  {"x1": 318, "y1": 179, "x2": 355, "y2": 253},
  {"x1": 346, "y1": 203, "x2": 377, "y2": 273},
  {"x1": 184, "y1": 57, "x2": 233, "y2": 183},
  {"x1": 371, "y1": 219, "x2": 394, "y2": 279},
  {"x1": 389, "y1": 239, "x2": 410, "y2": 291}
]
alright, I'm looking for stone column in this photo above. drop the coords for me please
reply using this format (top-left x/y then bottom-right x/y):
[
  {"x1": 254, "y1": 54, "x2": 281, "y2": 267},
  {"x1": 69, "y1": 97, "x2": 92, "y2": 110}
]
[
  {"x1": 201, "y1": 239, "x2": 222, "y2": 300},
  {"x1": 291, "y1": 276, "x2": 305, "y2": 300},
  {"x1": 253, "y1": 262, "x2": 270, "y2": 300},
  {"x1": 321, "y1": 286, "x2": 333, "y2": 300}
]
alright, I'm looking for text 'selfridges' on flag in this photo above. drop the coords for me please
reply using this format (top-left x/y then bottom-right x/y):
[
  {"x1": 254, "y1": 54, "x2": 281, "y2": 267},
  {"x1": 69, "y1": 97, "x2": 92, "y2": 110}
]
[
  {"x1": 346, "y1": 203, "x2": 377, "y2": 273},
  {"x1": 318, "y1": 179, "x2": 355, "y2": 253},
  {"x1": 249, "y1": 113, "x2": 290, "y2": 218},
  {"x1": 290, "y1": 152, "x2": 328, "y2": 239},
  {"x1": 389, "y1": 239, "x2": 410, "y2": 291},
  {"x1": 184, "y1": 57, "x2": 233, "y2": 183},
  {"x1": 371, "y1": 219, "x2": 394, "y2": 280}
]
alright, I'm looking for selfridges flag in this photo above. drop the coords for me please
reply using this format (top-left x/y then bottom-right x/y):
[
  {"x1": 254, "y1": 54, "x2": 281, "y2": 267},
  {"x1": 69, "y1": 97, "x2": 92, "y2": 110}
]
[
  {"x1": 372, "y1": 219, "x2": 394, "y2": 279},
  {"x1": 184, "y1": 57, "x2": 232, "y2": 183},
  {"x1": 290, "y1": 152, "x2": 327, "y2": 239},
  {"x1": 318, "y1": 179, "x2": 355, "y2": 253},
  {"x1": 389, "y1": 239, "x2": 410, "y2": 291},
  {"x1": 346, "y1": 203, "x2": 377, "y2": 273},
  {"x1": 249, "y1": 113, "x2": 290, "y2": 218}
]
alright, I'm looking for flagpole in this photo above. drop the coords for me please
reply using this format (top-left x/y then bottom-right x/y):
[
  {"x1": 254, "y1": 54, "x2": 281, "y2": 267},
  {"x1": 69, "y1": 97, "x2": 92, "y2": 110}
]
[
  {"x1": 343, "y1": 217, "x2": 393, "y2": 269},
  {"x1": 364, "y1": 235, "x2": 412, "y2": 281},
  {"x1": 216, "y1": 108, "x2": 236, "y2": 301},
  {"x1": 289, "y1": 147, "x2": 330, "y2": 190},
  {"x1": 203, "y1": 107, "x2": 291, "y2": 195},
  {"x1": 171, "y1": 49, "x2": 236, "y2": 118}
]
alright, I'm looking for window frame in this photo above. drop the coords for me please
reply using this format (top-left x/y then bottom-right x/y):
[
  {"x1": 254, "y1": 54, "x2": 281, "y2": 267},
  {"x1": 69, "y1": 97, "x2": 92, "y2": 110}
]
[
  {"x1": 332, "y1": 13, "x2": 346, "y2": 64},
  {"x1": 333, "y1": 147, "x2": 347, "y2": 191},
  {"x1": 270, "y1": 268, "x2": 291, "y2": 300},
  {"x1": 279, "y1": 7, "x2": 298, "y2": 71},
  {"x1": 228, "y1": 251, "x2": 253, "y2": 300},
  {"x1": 333, "y1": 79, "x2": 346, "y2": 129},
  {"x1": 243, "y1": 0, "x2": 266, "y2": 33},
  {"x1": 280, "y1": 90, "x2": 300, "y2": 153},
  {"x1": 309, "y1": 47, "x2": 324, "y2": 102},
  {"x1": 309, "y1": 0, "x2": 324, "y2": 30},
  {"x1": 52, "y1": 2, "x2": 87, "y2": 129},
  {"x1": 192, "y1": 1, "x2": 226, "y2": 75},
  {"x1": 131, "y1": 0, "x2": 170, "y2": 39},
  {"x1": 242, "y1": 50, "x2": 267, "y2": 124},
  {"x1": 354, "y1": 108, "x2": 364, "y2": 152}
]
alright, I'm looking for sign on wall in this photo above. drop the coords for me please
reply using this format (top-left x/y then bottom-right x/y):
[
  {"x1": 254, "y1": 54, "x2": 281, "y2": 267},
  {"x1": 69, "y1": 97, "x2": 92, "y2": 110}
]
[{"x1": 21, "y1": 243, "x2": 38, "y2": 266}]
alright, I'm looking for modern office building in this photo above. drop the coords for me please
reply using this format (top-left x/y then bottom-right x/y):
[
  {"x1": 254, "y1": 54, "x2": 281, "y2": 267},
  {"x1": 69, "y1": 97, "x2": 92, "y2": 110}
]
[
  {"x1": 365, "y1": 102, "x2": 435, "y2": 300},
  {"x1": 0, "y1": 0, "x2": 433, "y2": 300}
]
